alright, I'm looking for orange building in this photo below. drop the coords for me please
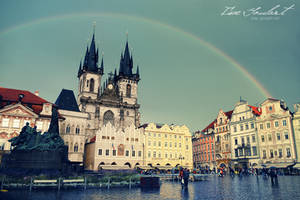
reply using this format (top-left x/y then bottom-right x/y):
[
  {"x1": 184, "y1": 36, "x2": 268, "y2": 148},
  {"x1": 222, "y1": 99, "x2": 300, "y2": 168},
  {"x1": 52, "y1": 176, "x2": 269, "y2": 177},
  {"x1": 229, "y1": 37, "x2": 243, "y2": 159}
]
[{"x1": 193, "y1": 120, "x2": 216, "y2": 170}]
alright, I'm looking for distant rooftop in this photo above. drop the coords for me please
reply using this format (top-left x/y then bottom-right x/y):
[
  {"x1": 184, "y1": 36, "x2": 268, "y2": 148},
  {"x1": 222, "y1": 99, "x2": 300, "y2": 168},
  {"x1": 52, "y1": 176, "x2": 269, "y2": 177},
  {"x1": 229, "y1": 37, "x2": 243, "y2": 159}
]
[{"x1": 55, "y1": 89, "x2": 80, "y2": 112}]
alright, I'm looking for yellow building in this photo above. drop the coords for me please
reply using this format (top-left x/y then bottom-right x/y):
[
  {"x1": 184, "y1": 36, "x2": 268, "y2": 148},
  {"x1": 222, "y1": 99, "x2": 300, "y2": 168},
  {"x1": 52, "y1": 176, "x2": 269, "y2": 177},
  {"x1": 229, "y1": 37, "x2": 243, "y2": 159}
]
[{"x1": 140, "y1": 123, "x2": 193, "y2": 169}]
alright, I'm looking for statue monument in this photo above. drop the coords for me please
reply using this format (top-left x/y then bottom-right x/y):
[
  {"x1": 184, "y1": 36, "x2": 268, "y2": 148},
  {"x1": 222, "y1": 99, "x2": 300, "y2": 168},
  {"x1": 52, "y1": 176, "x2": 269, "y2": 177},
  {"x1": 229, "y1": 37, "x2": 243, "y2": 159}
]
[{"x1": 1, "y1": 107, "x2": 68, "y2": 173}]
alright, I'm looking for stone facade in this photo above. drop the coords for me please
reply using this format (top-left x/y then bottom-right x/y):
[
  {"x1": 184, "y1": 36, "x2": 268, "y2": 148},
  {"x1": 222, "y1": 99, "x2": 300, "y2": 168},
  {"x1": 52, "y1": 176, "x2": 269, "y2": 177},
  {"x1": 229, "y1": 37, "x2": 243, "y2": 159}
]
[
  {"x1": 141, "y1": 123, "x2": 193, "y2": 169},
  {"x1": 230, "y1": 100, "x2": 260, "y2": 169},
  {"x1": 256, "y1": 98, "x2": 296, "y2": 167},
  {"x1": 84, "y1": 123, "x2": 144, "y2": 170},
  {"x1": 214, "y1": 109, "x2": 233, "y2": 169}
]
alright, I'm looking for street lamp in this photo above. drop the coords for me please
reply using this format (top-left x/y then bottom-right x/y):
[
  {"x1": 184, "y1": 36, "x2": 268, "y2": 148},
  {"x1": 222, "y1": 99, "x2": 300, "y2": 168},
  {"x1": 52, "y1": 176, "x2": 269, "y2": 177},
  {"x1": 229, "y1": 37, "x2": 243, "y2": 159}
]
[{"x1": 179, "y1": 154, "x2": 185, "y2": 167}]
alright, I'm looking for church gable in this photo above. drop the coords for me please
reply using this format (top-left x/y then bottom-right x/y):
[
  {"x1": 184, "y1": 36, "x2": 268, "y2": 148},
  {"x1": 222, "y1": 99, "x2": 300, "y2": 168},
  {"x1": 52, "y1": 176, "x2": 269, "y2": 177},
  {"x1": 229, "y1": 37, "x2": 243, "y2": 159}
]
[{"x1": 0, "y1": 104, "x2": 37, "y2": 118}]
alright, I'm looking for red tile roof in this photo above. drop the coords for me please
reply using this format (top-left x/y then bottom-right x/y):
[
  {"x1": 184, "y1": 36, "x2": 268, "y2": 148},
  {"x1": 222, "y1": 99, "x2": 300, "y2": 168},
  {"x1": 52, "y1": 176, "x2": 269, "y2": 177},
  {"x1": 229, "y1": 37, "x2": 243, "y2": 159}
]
[
  {"x1": 201, "y1": 119, "x2": 216, "y2": 133},
  {"x1": 248, "y1": 105, "x2": 262, "y2": 116},
  {"x1": 224, "y1": 110, "x2": 233, "y2": 119},
  {"x1": 90, "y1": 136, "x2": 96, "y2": 143},
  {"x1": 0, "y1": 87, "x2": 49, "y2": 115}
]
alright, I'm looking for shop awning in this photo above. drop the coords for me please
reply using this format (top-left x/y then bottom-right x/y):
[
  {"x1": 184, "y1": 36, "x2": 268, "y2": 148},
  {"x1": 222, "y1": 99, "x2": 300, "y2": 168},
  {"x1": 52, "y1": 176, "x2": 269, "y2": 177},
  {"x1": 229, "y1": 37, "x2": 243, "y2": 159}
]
[{"x1": 265, "y1": 163, "x2": 295, "y2": 168}]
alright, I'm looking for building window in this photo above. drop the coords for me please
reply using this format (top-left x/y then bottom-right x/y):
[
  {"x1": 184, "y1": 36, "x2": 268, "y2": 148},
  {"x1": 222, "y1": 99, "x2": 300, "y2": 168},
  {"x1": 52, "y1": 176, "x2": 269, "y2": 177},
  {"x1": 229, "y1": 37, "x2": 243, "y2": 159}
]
[
  {"x1": 270, "y1": 150, "x2": 274, "y2": 158},
  {"x1": 286, "y1": 148, "x2": 291, "y2": 157},
  {"x1": 279, "y1": 149, "x2": 282, "y2": 158},
  {"x1": 95, "y1": 107, "x2": 100, "y2": 118},
  {"x1": 174, "y1": 135, "x2": 177, "y2": 138},
  {"x1": 268, "y1": 134, "x2": 272, "y2": 141},
  {"x1": 283, "y1": 120, "x2": 287, "y2": 126},
  {"x1": 36, "y1": 121, "x2": 43, "y2": 130},
  {"x1": 263, "y1": 150, "x2": 266, "y2": 159},
  {"x1": 148, "y1": 141, "x2": 151, "y2": 146},
  {"x1": 98, "y1": 149, "x2": 102, "y2": 155},
  {"x1": 148, "y1": 151, "x2": 151, "y2": 158},
  {"x1": 241, "y1": 137, "x2": 245, "y2": 145},
  {"x1": 170, "y1": 142, "x2": 172, "y2": 147},
  {"x1": 148, "y1": 132, "x2": 151, "y2": 136},
  {"x1": 113, "y1": 150, "x2": 116, "y2": 156},
  {"x1": 165, "y1": 153, "x2": 168, "y2": 158},
  {"x1": 252, "y1": 146, "x2": 257, "y2": 156},
  {"x1": 158, "y1": 133, "x2": 161, "y2": 137},
  {"x1": 277, "y1": 133, "x2": 281, "y2": 141},
  {"x1": 240, "y1": 125, "x2": 243, "y2": 131},
  {"x1": 235, "y1": 138, "x2": 238, "y2": 145},
  {"x1": 103, "y1": 110, "x2": 114, "y2": 126},
  {"x1": 153, "y1": 141, "x2": 156, "y2": 146},
  {"x1": 267, "y1": 123, "x2": 271, "y2": 129},
  {"x1": 275, "y1": 121, "x2": 279, "y2": 127},
  {"x1": 186, "y1": 145, "x2": 189, "y2": 150},
  {"x1": 245, "y1": 124, "x2": 249, "y2": 130},
  {"x1": 234, "y1": 126, "x2": 237, "y2": 132},
  {"x1": 12, "y1": 119, "x2": 20, "y2": 128},
  {"x1": 75, "y1": 126, "x2": 80, "y2": 134},
  {"x1": 126, "y1": 84, "x2": 131, "y2": 98},
  {"x1": 66, "y1": 125, "x2": 71, "y2": 134},
  {"x1": 165, "y1": 142, "x2": 167, "y2": 147},
  {"x1": 165, "y1": 134, "x2": 167, "y2": 138},
  {"x1": 158, "y1": 152, "x2": 161, "y2": 158},
  {"x1": 90, "y1": 78, "x2": 94, "y2": 92},
  {"x1": 74, "y1": 143, "x2": 78, "y2": 152},
  {"x1": 251, "y1": 123, "x2": 254, "y2": 129},
  {"x1": 179, "y1": 143, "x2": 181, "y2": 148},
  {"x1": 138, "y1": 151, "x2": 142, "y2": 157},
  {"x1": 285, "y1": 132, "x2": 289, "y2": 140},
  {"x1": 247, "y1": 136, "x2": 250, "y2": 144},
  {"x1": 261, "y1": 135, "x2": 265, "y2": 143},
  {"x1": 106, "y1": 149, "x2": 109, "y2": 156},
  {"x1": 252, "y1": 135, "x2": 256, "y2": 143},
  {"x1": 239, "y1": 149, "x2": 243, "y2": 156},
  {"x1": 260, "y1": 124, "x2": 263, "y2": 130},
  {"x1": 158, "y1": 141, "x2": 161, "y2": 147},
  {"x1": 132, "y1": 150, "x2": 135, "y2": 157}
]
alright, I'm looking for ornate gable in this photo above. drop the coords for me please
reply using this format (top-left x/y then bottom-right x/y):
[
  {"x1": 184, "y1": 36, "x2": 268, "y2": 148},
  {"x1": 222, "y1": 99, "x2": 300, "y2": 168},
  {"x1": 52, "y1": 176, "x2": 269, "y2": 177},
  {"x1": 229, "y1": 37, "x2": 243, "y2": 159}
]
[{"x1": 0, "y1": 103, "x2": 38, "y2": 118}]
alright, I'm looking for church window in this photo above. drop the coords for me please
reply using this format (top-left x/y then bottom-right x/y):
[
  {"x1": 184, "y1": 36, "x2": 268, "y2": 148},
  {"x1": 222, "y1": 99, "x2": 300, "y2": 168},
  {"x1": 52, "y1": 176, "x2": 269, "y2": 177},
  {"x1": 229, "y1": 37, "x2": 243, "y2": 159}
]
[
  {"x1": 90, "y1": 78, "x2": 94, "y2": 92},
  {"x1": 75, "y1": 126, "x2": 80, "y2": 134},
  {"x1": 95, "y1": 107, "x2": 100, "y2": 118},
  {"x1": 2, "y1": 118, "x2": 10, "y2": 127},
  {"x1": 66, "y1": 125, "x2": 71, "y2": 133},
  {"x1": 74, "y1": 143, "x2": 78, "y2": 152},
  {"x1": 12, "y1": 119, "x2": 20, "y2": 128},
  {"x1": 126, "y1": 84, "x2": 131, "y2": 98},
  {"x1": 103, "y1": 110, "x2": 114, "y2": 125}
]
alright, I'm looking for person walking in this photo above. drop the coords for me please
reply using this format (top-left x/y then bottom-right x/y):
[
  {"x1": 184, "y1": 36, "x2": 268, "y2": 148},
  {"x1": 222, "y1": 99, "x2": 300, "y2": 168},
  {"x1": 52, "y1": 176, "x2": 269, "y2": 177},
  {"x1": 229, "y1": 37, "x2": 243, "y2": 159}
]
[
  {"x1": 183, "y1": 168, "x2": 190, "y2": 188},
  {"x1": 179, "y1": 168, "x2": 184, "y2": 188}
]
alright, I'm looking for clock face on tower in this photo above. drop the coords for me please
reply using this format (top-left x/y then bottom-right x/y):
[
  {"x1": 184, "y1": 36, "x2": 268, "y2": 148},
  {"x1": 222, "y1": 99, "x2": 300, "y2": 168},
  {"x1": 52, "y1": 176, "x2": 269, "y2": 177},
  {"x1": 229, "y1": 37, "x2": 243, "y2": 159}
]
[{"x1": 108, "y1": 84, "x2": 113, "y2": 90}]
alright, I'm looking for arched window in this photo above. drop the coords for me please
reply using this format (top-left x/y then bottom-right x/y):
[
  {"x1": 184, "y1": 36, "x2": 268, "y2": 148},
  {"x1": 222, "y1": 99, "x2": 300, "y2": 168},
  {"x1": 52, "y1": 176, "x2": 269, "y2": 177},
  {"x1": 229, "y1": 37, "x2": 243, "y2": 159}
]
[
  {"x1": 103, "y1": 110, "x2": 114, "y2": 126},
  {"x1": 86, "y1": 80, "x2": 89, "y2": 87},
  {"x1": 90, "y1": 78, "x2": 94, "y2": 92},
  {"x1": 74, "y1": 143, "x2": 78, "y2": 152},
  {"x1": 66, "y1": 125, "x2": 70, "y2": 134},
  {"x1": 126, "y1": 84, "x2": 131, "y2": 98},
  {"x1": 75, "y1": 126, "x2": 80, "y2": 134}
]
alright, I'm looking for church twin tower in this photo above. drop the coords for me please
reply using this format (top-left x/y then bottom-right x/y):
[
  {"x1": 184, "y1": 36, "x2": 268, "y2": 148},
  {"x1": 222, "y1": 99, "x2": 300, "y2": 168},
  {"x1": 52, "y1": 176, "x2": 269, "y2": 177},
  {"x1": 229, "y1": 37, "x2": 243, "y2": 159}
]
[{"x1": 77, "y1": 32, "x2": 140, "y2": 134}]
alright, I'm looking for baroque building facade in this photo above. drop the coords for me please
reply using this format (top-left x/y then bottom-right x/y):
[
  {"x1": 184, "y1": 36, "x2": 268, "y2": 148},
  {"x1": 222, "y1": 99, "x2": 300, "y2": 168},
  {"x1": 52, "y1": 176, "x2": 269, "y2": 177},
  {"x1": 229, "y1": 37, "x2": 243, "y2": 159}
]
[
  {"x1": 214, "y1": 109, "x2": 233, "y2": 170},
  {"x1": 256, "y1": 98, "x2": 296, "y2": 167},
  {"x1": 0, "y1": 88, "x2": 53, "y2": 151},
  {"x1": 230, "y1": 99, "x2": 261, "y2": 169},
  {"x1": 141, "y1": 123, "x2": 193, "y2": 169}
]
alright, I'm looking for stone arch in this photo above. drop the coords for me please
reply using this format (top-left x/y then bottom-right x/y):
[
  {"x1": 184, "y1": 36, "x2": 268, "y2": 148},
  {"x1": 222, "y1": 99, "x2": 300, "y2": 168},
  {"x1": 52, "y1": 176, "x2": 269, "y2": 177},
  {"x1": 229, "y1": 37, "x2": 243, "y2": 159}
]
[
  {"x1": 90, "y1": 78, "x2": 94, "y2": 92},
  {"x1": 156, "y1": 163, "x2": 160, "y2": 166},
  {"x1": 124, "y1": 162, "x2": 131, "y2": 168},
  {"x1": 98, "y1": 162, "x2": 105, "y2": 171},
  {"x1": 148, "y1": 163, "x2": 153, "y2": 167},
  {"x1": 166, "y1": 163, "x2": 171, "y2": 166},
  {"x1": 135, "y1": 163, "x2": 140, "y2": 166},
  {"x1": 103, "y1": 110, "x2": 114, "y2": 126},
  {"x1": 175, "y1": 164, "x2": 180, "y2": 167},
  {"x1": 111, "y1": 162, "x2": 117, "y2": 165},
  {"x1": 75, "y1": 125, "x2": 80, "y2": 134},
  {"x1": 66, "y1": 124, "x2": 71, "y2": 134}
]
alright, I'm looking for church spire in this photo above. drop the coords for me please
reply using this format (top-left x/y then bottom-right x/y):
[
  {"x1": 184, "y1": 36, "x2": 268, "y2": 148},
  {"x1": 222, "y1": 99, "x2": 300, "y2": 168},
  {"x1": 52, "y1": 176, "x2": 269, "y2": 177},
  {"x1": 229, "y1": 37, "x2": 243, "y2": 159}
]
[{"x1": 77, "y1": 60, "x2": 82, "y2": 78}]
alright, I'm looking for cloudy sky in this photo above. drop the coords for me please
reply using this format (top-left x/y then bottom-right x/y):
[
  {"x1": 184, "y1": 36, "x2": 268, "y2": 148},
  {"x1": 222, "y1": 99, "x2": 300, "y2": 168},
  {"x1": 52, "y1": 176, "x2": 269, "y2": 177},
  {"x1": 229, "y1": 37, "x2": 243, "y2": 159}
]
[{"x1": 0, "y1": 0, "x2": 299, "y2": 131}]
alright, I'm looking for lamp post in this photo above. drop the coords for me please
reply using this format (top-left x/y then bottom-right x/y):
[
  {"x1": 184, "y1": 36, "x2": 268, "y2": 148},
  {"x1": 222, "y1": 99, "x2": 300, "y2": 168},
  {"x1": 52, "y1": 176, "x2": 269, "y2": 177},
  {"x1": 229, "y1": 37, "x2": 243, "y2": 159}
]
[{"x1": 179, "y1": 154, "x2": 185, "y2": 167}]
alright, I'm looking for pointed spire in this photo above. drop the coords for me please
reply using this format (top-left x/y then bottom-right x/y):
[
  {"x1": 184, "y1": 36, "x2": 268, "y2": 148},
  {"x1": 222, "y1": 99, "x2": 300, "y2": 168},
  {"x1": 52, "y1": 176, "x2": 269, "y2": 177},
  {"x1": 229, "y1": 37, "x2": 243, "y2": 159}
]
[
  {"x1": 83, "y1": 46, "x2": 89, "y2": 69},
  {"x1": 77, "y1": 60, "x2": 82, "y2": 77},
  {"x1": 136, "y1": 65, "x2": 140, "y2": 77}
]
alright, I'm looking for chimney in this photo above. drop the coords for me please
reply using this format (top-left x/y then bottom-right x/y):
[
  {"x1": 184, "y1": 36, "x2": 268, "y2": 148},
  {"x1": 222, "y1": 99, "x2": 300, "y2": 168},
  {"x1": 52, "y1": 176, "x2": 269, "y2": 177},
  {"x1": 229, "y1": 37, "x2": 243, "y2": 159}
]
[{"x1": 34, "y1": 90, "x2": 39, "y2": 96}]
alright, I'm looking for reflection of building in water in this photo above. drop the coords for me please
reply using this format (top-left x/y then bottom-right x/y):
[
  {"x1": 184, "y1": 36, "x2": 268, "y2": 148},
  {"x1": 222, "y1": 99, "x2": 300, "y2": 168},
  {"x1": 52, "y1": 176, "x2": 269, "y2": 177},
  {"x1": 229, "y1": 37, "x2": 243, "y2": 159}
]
[
  {"x1": 0, "y1": 88, "x2": 53, "y2": 151},
  {"x1": 140, "y1": 123, "x2": 193, "y2": 169}
]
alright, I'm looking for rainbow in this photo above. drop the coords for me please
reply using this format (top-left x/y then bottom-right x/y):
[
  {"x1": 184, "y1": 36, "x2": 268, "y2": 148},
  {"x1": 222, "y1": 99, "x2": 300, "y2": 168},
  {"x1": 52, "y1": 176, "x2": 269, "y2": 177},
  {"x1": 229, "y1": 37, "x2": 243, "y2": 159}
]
[{"x1": 0, "y1": 12, "x2": 272, "y2": 98}]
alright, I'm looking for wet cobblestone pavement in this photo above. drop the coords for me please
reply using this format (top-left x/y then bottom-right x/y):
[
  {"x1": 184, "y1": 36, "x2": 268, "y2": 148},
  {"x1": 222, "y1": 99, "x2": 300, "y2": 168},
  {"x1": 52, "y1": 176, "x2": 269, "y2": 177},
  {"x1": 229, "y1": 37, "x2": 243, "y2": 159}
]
[{"x1": 2, "y1": 175, "x2": 300, "y2": 200}]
